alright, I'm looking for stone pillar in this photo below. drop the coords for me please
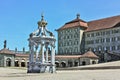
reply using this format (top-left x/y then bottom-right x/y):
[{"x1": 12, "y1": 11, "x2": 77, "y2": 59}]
[
  {"x1": 18, "y1": 61, "x2": 21, "y2": 67},
  {"x1": 46, "y1": 47, "x2": 48, "y2": 62},
  {"x1": 35, "y1": 46, "x2": 39, "y2": 62},
  {"x1": 51, "y1": 44, "x2": 55, "y2": 72},
  {"x1": 28, "y1": 40, "x2": 35, "y2": 65},
  {"x1": 41, "y1": 44, "x2": 45, "y2": 63},
  {"x1": 25, "y1": 60, "x2": 28, "y2": 67},
  {"x1": 30, "y1": 45, "x2": 34, "y2": 63}
]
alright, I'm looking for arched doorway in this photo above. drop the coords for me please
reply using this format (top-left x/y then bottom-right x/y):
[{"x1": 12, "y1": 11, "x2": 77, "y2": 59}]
[
  {"x1": 68, "y1": 61, "x2": 73, "y2": 67},
  {"x1": 82, "y1": 61, "x2": 86, "y2": 65},
  {"x1": 6, "y1": 58, "x2": 11, "y2": 67},
  {"x1": 61, "y1": 61, "x2": 66, "y2": 67},
  {"x1": 15, "y1": 60, "x2": 19, "y2": 67},
  {"x1": 21, "y1": 59, "x2": 25, "y2": 67},
  {"x1": 55, "y1": 61, "x2": 59, "y2": 67},
  {"x1": 74, "y1": 61, "x2": 79, "y2": 66},
  {"x1": 92, "y1": 61, "x2": 96, "y2": 64}
]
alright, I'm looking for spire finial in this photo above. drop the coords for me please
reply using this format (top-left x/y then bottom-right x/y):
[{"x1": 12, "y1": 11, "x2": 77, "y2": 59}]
[
  {"x1": 37, "y1": 13, "x2": 47, "y2": 27},
  {"x1": 76, "y1": 13, "x2": 80, "y2": 19},
  {"x1": 41, "y1": 13, "x2": 44, "y2": 21}
]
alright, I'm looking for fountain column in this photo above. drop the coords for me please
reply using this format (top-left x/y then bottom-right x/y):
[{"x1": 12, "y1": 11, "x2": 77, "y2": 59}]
[
  {"x1": 41, "y1": 43, "x2": 45, "y2": 63},
  {"x1": 51, "y1": 43, "x2": 56, "y2": 72},
  {"x1": 29, "y1": 41, "x2": 34, "y2": 63},
  {"x1": 35, "y1": 46, "x2": 39, "y2": 62},
  {"x1": 45, "y1": 46, "x2": 49, "y2": 62}
]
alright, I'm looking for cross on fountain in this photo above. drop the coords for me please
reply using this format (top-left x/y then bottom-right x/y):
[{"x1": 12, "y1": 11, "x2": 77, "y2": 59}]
[{"x1": 27, "y1": 14, "x2": 56, "y2": 73}]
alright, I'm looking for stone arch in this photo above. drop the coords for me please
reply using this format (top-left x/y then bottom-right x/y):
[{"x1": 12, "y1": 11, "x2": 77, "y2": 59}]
[
  {"x1": 6, "y1": 58, "x2": 11, "y2": 67},
  {"x1": 21, "y1": 59, "x2": 25, "y2": 67},
  {"x1": 74, "y1": 61, "x2": 79, "y2": 66},
  {"x1": 55, "y1": 61, "x2": 60, "y2": 67},
  {"x1": 82, "y1": 61, "x2": 86, "y2": 65},
  {"x1": 61, "y1": 61, "x2": 66, "y2": 67},
  {"x1": 92, "y1": 61, "x2": 96, "y2": 64},
  {"x1": 15, "y1": 59, "x2": 19, "y2": 67}
]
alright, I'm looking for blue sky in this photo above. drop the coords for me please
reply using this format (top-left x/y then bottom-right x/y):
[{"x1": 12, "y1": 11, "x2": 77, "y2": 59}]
[{"x1": 0, "y1": 0, "x2": 120, "y2": 52}]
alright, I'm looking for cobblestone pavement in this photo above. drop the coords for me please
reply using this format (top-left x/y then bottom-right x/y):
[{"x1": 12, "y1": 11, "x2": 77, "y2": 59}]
[{"x1": 0, "y1": 67, "x2": 120, "y2": 80}]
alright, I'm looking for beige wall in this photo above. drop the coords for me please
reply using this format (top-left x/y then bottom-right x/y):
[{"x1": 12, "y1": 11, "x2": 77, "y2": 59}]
[
  {"x1": 85, "y1": 27, "x2": 120, "y2": 52},
  {"x1": 15, "y1": 56, "x2": 29, "y2": 67},
  {"x1": 58, "y1": 27, "x2": 85, "y2": 55},
  {"x1": 80, "y1": 58, "x2": 98, "y2": 65}
]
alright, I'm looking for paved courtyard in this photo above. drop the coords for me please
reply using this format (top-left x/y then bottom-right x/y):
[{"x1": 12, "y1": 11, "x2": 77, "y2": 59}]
[{"x1": 0, "y1": 67, "x2": 120, "y2": 80}]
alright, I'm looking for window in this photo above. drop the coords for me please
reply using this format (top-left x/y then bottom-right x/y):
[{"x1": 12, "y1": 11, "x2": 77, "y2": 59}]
[
  {"x1": 106, "y1": 31, "x2": 110, "y2": 35},
  {"x1": 114, "y1": 29, "x2": 119, "y2": 33},
  {"x1": 102, "y1": 31, "x2": 105, "y2": 35},
  {"x1": 112, "y1": 46, "x2": 116, "y2": 50},
  {"x1": 75, "y1": 47, "x2": 78, "y2": 53},
  {"x1": 117, "y1": 37, "x2": 120, "y2": 41},
  {"x1": 67, "y1": 42, "x2": 69, "y2": 46},
  {"x1": 95, "y1": 39, "x2": 99, "y2": 43},
  {"x1": 67, "y1": 36, "x2": 69, "y2": 39},
  {"x1": 91, "y1": 33, "x2": 94, "y2": 37},
  {"x1": 106, "y1": 46, "x2": 110, "y2": 50},
  {"x1": 96, "y1": 32, "x2": 100, "y2": 36},
  {"x1": 101, "y1": 38, "x2": 105, "y2": 43},
  {"x1": 106, "y1": 38, "x2": 110, "y2": 42},
  {"x1": 87, "y1": 34, "x2": 90, "y2": 37},
  {"x1": 69, "y1": 48, "x2": 72, "y2": 53},
  {"x1": 112, "y1": 37, "x2": 116, "y2": 42},
  {"x1": 64, "y1": 42, "x2": 66, "y2": 46},
  {"x1": 117, "y1": 45, "x2": 120, "y2": 50}
]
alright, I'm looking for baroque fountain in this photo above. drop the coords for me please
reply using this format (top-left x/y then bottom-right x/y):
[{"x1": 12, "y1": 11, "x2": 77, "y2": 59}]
[{"x1": 27, "y1": 14, "x2": 56, "y2": 73}]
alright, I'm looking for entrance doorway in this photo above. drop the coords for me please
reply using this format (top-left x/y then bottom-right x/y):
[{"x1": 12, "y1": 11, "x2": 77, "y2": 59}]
[
  {"x1": 21, "y1": 59, "x2": 25, "y2": 67},
  {"x1": 6, "y1": 58, "x2": 11, "y2": 67},
  {"x1": 55, "y1": 62, "x2": 59, "y2": 67},
  {"x1": 15, "y1": 60, "x2": 19, "y2": 67},
  {"x1": 92, "y1": 61, "x2": 96, "y2": 64},
  {"x1": 74, "y1": 61, "x2": 78, "y2": 66},
  {"x1": 61, "y1": 62, "x2": 66, "y2": 67},
  {"x1": 82, "y1": 61, "x2": 86, "y2": 65}
]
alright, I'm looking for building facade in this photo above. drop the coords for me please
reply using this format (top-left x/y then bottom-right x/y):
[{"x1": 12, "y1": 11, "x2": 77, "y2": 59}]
[
  {"x1": 0, "y1": 47, "x2": 99, "y2": 67},
  {"x1": 57, "y1": 14, "x2": 120, "y2": 62},
  {"x1": 85, "y1": 15, "x2": 120, "y2": 52},
  {"x1": 57, "y1": 14, "x2": 88, "y2": 55},
  {"x1": 0, "y1": 48, "x2": 29, "y2": 67}
]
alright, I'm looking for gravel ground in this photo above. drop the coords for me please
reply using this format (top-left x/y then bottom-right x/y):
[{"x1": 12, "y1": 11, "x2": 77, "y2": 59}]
[{"x1": 0, "y1": 67, "x2": 120, "y2": 80}]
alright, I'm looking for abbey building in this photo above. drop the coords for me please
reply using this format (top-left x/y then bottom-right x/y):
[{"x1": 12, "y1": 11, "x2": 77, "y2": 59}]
[{"x1": 57, "y1": 14, "x2": 120, "y2": 62}]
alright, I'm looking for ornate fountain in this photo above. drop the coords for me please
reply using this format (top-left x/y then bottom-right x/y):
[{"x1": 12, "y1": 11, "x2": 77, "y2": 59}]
[{"x1": 27, "y1": 14, "x2": 56, "y2": 73}]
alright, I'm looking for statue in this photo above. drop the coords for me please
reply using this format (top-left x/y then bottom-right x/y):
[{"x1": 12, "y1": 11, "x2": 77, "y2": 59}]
[{"x1": 4, "y1": 40, "x2": 7, "y2": 48}]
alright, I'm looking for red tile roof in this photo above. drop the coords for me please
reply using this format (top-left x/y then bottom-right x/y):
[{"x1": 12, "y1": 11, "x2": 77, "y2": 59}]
[
  {"x1": 57, "y1": 18, "x2": 88, "y2": 31},
  {"x1": 55, "y1": 55, "x2": 81, "y2": 58},
  {"x1": 81, "y1": 51, "x2": 99, "y2": 58},
  {"x1": 0, "y1": 48, "x2": 15, "y2": 55},
  {"x1": 15, "y1": 54, "x2": 29, "y2": 57},
  {"x1": 86, "y1": 15, "x2": 120, "y2": 32}
]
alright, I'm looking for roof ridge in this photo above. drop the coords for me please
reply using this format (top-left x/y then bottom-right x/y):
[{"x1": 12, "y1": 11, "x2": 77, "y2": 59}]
[{"x1": 88, "y1": 15, "x2": 120, "y2": 23}]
